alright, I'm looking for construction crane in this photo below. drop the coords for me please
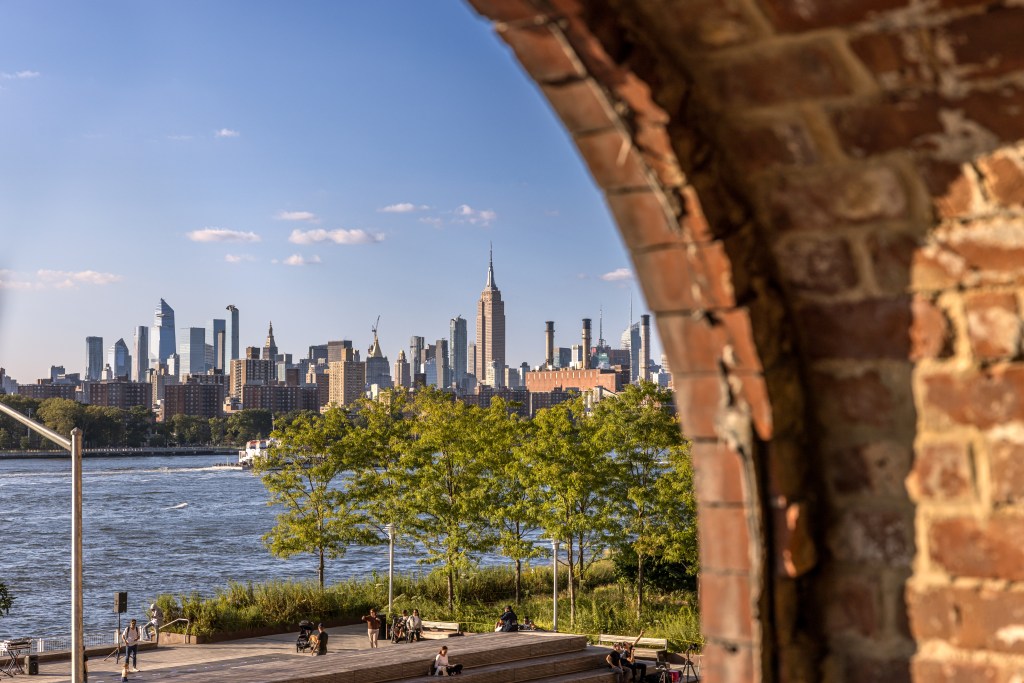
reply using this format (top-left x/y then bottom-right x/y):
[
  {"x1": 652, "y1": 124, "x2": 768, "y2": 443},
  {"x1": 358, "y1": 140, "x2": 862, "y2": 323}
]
[{"x1": 372, "y1": 315, "x2": 380, "y2": 340}]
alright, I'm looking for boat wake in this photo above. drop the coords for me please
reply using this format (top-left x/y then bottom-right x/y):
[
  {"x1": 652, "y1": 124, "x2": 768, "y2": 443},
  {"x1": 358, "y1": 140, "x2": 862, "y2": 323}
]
[{"x1": 168, "y1": 502, "x2": 189, "y2": 510}]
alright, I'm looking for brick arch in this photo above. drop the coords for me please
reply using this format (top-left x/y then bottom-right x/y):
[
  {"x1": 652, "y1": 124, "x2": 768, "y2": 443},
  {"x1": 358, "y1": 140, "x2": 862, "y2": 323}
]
[{"x1": 470, "y1": 1, "x2": 1024, "y2": 682}]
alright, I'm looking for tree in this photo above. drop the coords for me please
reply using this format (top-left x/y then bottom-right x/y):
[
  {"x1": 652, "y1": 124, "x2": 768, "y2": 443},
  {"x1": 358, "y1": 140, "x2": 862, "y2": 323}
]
[
  {"x1": 526, "y1": 396, "x2": 619, "y2": 625},
  {"x1": 403, "y1": 388, "x2": 495, "y2": 610},
  {"x1": 0, "y1": 395, "x2": 41, "y2": 449},
  {"x1": 592, "y1": 381, "x2": 692, "y2": 618},
  {"x1": 36, "y1": 398, "x2": 85, "y2": 439},
  {"x1": 257, "y1": 407, "x2": 376, "y2": 588},
  {"x1": 168, "y1": 414, "x2": 211, "y2": 445},
  {"x1": 125, "y1": 406, "x2": 154, "y2": 447},
  {"x1": 83, "y1": 405, "x2": 125, "y2": 447},
  {"x1": 482, "y1": 398, "x2": 542, "y2": 604},
  {"x1": 0, "y1": 581, "x2": 12, "y2": 618},
  {"x1": 225, "y1": 409, "x2": 273, "y2": 445}
]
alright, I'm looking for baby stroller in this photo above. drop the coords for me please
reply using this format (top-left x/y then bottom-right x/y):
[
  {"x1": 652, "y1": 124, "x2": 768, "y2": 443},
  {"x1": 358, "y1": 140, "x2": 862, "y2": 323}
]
[
  {"x1": 296, "y1": 620, "x2": 315, "y2": 652},
  {"x1": 391, "y1": 614, "x2": 408, "y2": 643}
]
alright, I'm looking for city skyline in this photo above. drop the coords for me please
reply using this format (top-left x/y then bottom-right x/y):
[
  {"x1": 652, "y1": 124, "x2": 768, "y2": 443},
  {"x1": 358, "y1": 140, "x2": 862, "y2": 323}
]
[{"x1": 0, "y1": 2, "x2": 661, "y2": 381}]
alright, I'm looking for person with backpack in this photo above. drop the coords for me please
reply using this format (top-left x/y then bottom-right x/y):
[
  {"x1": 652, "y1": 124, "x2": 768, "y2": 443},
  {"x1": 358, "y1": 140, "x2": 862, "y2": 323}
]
[{"x1": 120, "y1": 619, "x2": 142, "y2": 672}]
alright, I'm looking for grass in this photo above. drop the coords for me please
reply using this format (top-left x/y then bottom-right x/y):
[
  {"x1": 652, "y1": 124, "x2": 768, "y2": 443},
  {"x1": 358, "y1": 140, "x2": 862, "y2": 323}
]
[{"x1": 156, "y1": 562, "x2": 702, "y2": 652}]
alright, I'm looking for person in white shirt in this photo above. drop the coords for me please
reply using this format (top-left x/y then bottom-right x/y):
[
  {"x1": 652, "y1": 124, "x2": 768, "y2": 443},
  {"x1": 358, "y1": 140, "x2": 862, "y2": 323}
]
[
  {"x1": 433, "y1": 645, "x2": 463, "y2": 676},
  {"x1": 121, "y1": 619, "x2": 141, "y2": 672},
  {"x1": 145, "y1": 604, "x2": 163, "y2": 644},
  {"x1": 406, "y1": 609, "x2": 423, "y2": 642}
]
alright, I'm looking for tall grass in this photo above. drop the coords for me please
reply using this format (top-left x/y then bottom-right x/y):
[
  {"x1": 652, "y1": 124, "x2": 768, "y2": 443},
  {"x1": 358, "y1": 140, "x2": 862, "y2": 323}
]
[{"x1": 157, "y1": 563, "x2": 702, "y2": 651}]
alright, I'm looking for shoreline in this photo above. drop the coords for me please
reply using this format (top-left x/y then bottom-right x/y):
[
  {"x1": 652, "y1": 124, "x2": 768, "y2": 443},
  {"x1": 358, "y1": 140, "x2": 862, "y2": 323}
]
[{"x1": 0, "y1": 447, "x2": 238, "y2": 459}]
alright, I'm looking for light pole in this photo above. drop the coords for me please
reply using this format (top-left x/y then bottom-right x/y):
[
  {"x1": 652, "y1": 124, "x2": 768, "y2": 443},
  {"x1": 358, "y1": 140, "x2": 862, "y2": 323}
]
[
  {"x1": 551, "y1": 539, "x2": 560, "y2": 632},
  {"x1": 0, "y1": 403, "x2": 82, "y2": 682},
  {"x1": 384, "y1": 524, "x2": 395, "y2": 619}
]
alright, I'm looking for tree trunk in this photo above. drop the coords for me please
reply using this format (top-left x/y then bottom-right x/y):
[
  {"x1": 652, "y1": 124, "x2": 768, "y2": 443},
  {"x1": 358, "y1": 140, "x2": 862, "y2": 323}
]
[
  {"x1": 566, "y1": 542, "x2": 576, "y2": 626},
  {"x1": 636, "y1": 552, "x2": 644, "y2": 621},
  {"x1": 446, "y1": 566, "x2": 455, "y2": 612},
  {"x1": 515, "y1": 558, "x2": 522, "y2": 605},
  {"x1": 318, "y1": 548, "x2": 325, "y2": 589}
]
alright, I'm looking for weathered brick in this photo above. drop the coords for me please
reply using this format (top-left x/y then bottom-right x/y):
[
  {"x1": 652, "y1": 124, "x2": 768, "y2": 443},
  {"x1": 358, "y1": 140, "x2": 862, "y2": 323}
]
[
  {"x1": 540, "y1": 78, "x2": 615, "y2": 135},
  {"x1": 811, "y1": 367, "x2": 904, "y2": 430},
  {"x1": 910, "y1": 295, "x2": 954, "y2": 360},
  {"x1": 907, "y1": 583, "x2": 954, "y2": 641},
  {"x1": 826, "y1": 440, "x2": 913, "y2": 497},
  {"x1": 723, "y1": 117, "x2": 820, "y2": 172},
  {"x1": 829, "y1": 506, "x2": 914, "y2": 566},
  {"x1": 700, "y1": 573, "x2": 755, "y2": 643},
  {"x1": 692, "y1": 441, "x2": 747, "y2": 505},
  {"x1": 796, "y1": 297, "x2": 912, "y2": 360},
  {"x1": 657, "y1": 308, "x2": 763, "y2": 374},
  {"x1": 850, "y1": 28, "x2": 932, "y2": 91},
  {"x1": 911, "y1": 658, "x2": 1000, "y2": 683},
  {"x1": 634, "y1": 243, "x2": 737, "y2": 313},
  {"x1": 823, "y1": 572, "x2": 882, "y2": 637},
  {"x1": 774, "y1": 234, "x2": 859, "y2": 294},
  {"x1": 607, "y1": 189, "x2": 686, "y2": 251},
  {"x1": 759, "y1": 0, "x2": 909, "y2": 31},
  {"x1": 922, "y1": 365, "x2": 1024, "y2": 429},
  {"x1": 960, "y1": 87, "x2": 1024, "y2": 143},
  {"x1": 987, "y1": 436, "x2": 1024, "y2": 506},
  {"x1": 951, "y1": 584, "x2": 1024, "y2": 654},
  {"x1": 912, "y1": 242, "x2": 968, "y2": 291},
  {"x1": 936, "y1": 220, "x2": 1024, "y2": 279},
  {"x1": 770, "y1": 165, "x2": 909, "y2": 232},
  {"x1": 867, "y1": 230, "x2": 916, "y2": 294},
  {"x1": 699, "y1": 641, "x2": 756, "y2": 682},
  {"x1": 574, "y1": 129, "x2": 650, "y2": 190},
  {"x1": 708, "y1": 39, "x2": 857, "y2": 107},
  {"x1": 831, "y1": 96, "x2": 943, "y2": 158},
  {"x1": 774, "y1": 502, "x2": 817, "y2": 577},
  {"x1": 645, "y1": 0, "x2": 760, "y2": 51},
  {"x1": 977, "y1": 151, "x2": 1024, "y2": 208},
  {"x1": 844, "y1": 655, "x2": 912, "y2": 683},
  {"x1": 466, "y1": 0, "x2": 549, "y2": 23},
  {"x1": 671, "y1": 374, "x2": 722, "y2": 439},
  {"x1": 944, "y1": 7, "x2": 1024, "y2": 80},
  {"x1": 963, "y1": 290, "x2": 1021, "y2": 361},
  {"x1": 906, "y1": 440, "x2": 974, "y2": 503},
  {"x1": 699, "y1": 505, "x2": 752, "y2": 573},
  {"x1": 919, "y1": 160, "x2": 984, "y2": 221},
  {"x1": 930, "y1": 515, "x2": 1024, "y2": 580}
]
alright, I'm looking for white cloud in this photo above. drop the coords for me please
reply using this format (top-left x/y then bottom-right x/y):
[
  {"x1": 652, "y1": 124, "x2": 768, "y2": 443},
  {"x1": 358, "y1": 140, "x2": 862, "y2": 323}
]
[
  {"x1": 275, "y1": 210, "x2": 318, "y2": 222},
  {"x1": 0, "y1": 70, "x2": 40, "y2": 80},
  {"x1": 454, "y1": 204, "x2": 497, "y2": 226},
  {"x1": 419, "y1": 217, "x2": 443, "y2": 228},
  {"x1": 186, "y1": 228, "x2": 261, "y2": 243},
  {"x1": 380, "y1": 202, "x2": 429, "y2": 213},
  {"x1": 282, "y1": 254, "x2": 321, "y2": 266},
  {"x1": 215, "y1": 128, "x2": 240, "y2": 138},
  {"x1": 0, "y1": 269, "x2": 123, "y2": 290},
  {"x1": 288, "y1": 228, "x2": 384, "y2": 245},
  {"x1": 224, "y1": 254, "x2": 256, "y2": 264},
  {"x1": 600, "y1": 268, "x2": 634, "y2": 282}
]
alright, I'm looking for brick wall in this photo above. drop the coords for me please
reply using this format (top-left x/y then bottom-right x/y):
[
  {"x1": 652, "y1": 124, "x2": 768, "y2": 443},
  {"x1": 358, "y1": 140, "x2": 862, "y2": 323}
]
[{"x1": 468, "y1": 1, "x2": 1024, "y2": 681}]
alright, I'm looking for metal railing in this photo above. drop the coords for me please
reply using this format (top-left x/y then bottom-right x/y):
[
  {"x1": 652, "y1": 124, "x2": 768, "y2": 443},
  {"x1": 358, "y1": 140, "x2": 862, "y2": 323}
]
[{"x1": 157, "y1": 618, "x2": 191, "y2": 642}]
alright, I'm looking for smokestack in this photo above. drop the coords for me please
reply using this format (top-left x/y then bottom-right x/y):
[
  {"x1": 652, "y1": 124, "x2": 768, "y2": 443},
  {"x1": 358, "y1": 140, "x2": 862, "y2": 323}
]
[
  {"x1": 545, "y1": 321, "x2": 555, "y2": 368},
  {"x1": 582, "y1": 318, "x2": 592, "y2": 370},
  {"x1": 640, "y1": 314, "x2": 651, "y2": 382}
]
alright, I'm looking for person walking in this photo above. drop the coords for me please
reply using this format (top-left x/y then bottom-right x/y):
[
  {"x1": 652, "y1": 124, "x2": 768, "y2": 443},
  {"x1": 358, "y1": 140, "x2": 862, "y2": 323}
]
[
  {"x1": 406, "y1": 609, "x2": 423, "y2": 642},
  {"x1": 361, "y1": 608, "x2": 381, "y2": 648},
  {"x1": 120, "y1": 618, "x2": 142, "y2": 672}
]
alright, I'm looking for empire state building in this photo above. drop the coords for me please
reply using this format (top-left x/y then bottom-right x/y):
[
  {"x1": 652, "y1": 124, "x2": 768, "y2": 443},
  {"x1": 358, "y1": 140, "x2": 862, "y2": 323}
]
[{"x1": 475, "y1": 247, "x2": 505, "y2": 386}]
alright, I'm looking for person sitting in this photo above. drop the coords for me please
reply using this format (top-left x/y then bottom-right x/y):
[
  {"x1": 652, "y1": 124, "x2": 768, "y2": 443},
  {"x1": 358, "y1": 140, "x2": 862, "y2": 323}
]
[
  {"x1": 393, "y1": 611, "x2": 409, "y2": 643},
  {"x1": 605, "y1": 643, "x2": 628, "y2": 683},
  {"x1": 433, "y1": 645, "x2": 463, "y2": 676},
  {"x1": 311, "y1": 623, "x2": 328, "y2": 656},
  {"x1": 406, "y1": 609, "x2": 423, "y2": 642},
  {"x1": 620, "y1": 641, "x2": 647, "y2": 681},
  {"x1": 495, "y1": 605, "x2": 518, "y2": 632}
]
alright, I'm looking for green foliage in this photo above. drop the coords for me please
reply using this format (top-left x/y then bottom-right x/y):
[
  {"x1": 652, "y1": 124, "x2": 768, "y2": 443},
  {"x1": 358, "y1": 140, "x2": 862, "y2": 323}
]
[
  {"x1": 225, "y1": 409, "x2": 273, "y2": 445},
  {"x1": 0, "y1": 581, "x2": 13, "y2": 618}
]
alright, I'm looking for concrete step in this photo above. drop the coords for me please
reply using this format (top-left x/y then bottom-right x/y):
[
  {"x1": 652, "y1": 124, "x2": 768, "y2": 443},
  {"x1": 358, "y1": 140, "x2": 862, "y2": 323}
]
[
  {"x1": 532, "y1": 669, "x2": 621, "y2": 683},
  {"x1": 403, "y1": 647, "x2": 609, "y2": 682}
]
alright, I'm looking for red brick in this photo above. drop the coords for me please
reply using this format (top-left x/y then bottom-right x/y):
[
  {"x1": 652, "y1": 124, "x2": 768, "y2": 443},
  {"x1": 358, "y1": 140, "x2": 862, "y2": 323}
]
[
  {"x1": 671, "y1": 374, "x2": 722, "y2": 439},
  {"x1": 679, "y1": 185, "x2": 714, "y2": 242},
  {"x1": 951, "y1": 584, "x2": 1024, "y2": 654},
  {"x1": 867, "y1": 230, "x2": 915, "y2": 294},
  {"x1": 759, "y1": 0, "x2": 909, "y2": 31},
  {"x1": 964, "y1": 290, "x2": 1021, "y2": 361},
  {"x1": 574, "y1": 129, "x2": 651, "y2": 191},
  {"x1": 634, "y1": 122, "x2": 684, "y2": 190},
  {"x1": 465, "y1": 0, "x2": 549, "y2": 23},
  {"x1": 699, "y1": 505, "x2": 752, "y2": 573},
  {"x1": 700, "y1": 573, "x2": 755, "y2": 643},
  {"x1": 829, "y1": 507, "x2": 914, "y2": 566},
  {"x1": 977, "y1": 151, "x2": 1024, "y2": 208},
  {"x1": 770, "y1": 165, "x2": 909, "y2": 232},
  {"x1": 634, "y1": 242, "x2": 737, "y2": 313},
  {"x1": 907, "y1": 440, "x2": 974, "y2": 502},
  {"x1": 987, "y1": 437, "x2": 1024, "y2": 506},
  {"x1": 830, "y1": 96, "x2": 944, "y2": 158},
  {"x1": 498, "y1": 23, "x2": 584, "y2": 83},
  {"x1": 723, "y1": 118, "x2": 820, "y2": 172},
  {"x1": 826, "y1": 440, "x2": 913, "y2": 497},
  {"x1": 907, "y1": 583, "x2": 955, "y2": 641},
  {"x1": 912, "y1": 242, "x2": 968, "y2": 291},
  {"x1": 642, "y1": 0, "x2": 760, "y2": 51},
  {"x1": 912, "y1": 658, "x2": 1001, "y2": 683},
  {"x1": 910, "y1": 295, "x2": 954, "y2": 360},
  {"x1": 945, "y1": 8, "x2": 1024, "y2": 80},
  {"x1": 692, "y1": 441, "x2": 747, "y2": 505},
  {"x1": 961, "y1": 87, "x2": 1024, "y2": 143},
  {"x1": 766, "y1": 439, "x2": 807, "y2": 500},
  {"x1": 919, "y1": 159, "x2": 983, "y2": 221},
  {"x1": 540, "y1": 78, "x2": 615, "y2": 135},
  {"x1": 930, "y1": 515, "x2": 1024, "y2": 580},
  {"x1": 698, "y1": 641, "x2": 756, "y2": 682},
  {"x1": 708, "y1": 39, "x2": 856, "y2": 107},
  {"x1": 738, "y1": 372, "x2": 773, "y2": 441},
  {"x1": 811, "y1": 367, "x2": 904, "y2": 430},
  {"x1": 922, "y1": 365, "x2": 1024, "y2": 429},
  {"x1": 823, "y1": 572, "x2": 881, "y2": 637},
  {"x1": 937, "y1": 219, "x2": 1024, "y2": 278},
  {"x1": 607, "y1": 190, "x2": 687, "y2": 252},
  {"x1": 657, "y1": 308, "x2": 763, "y2": 374},
  {"x1": 796, "y1": 297, "x2": 912, "y2": 360},
  {"x1": 850, "y1": 28, "x2": 931, "y2": 91},
  {"x1": 774, "y1": 234, "x2": 859, "y2": 294}
]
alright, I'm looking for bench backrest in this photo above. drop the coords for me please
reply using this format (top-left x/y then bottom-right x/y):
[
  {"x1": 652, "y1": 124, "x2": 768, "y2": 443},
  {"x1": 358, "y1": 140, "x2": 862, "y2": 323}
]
[
  {"x1": 421, "y1": 620, "x2": 460, "y2": 632},
  {"x1": 597, "y1": 634, "x2": 668, "y2": 649}
]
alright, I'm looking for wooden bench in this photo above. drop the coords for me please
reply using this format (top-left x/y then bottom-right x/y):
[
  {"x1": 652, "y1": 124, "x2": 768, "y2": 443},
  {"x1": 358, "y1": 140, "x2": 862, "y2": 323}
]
[
  {"x1": 597, "y1": 634, "x2": 668, "y2": 661},
  {"x1": 418, "y1": 620, "x2": 462, "y2": 639}
]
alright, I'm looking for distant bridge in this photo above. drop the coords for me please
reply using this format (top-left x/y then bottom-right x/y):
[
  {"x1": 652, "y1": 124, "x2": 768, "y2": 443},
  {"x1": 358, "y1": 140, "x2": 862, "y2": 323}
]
[{"x1": 0, "y1": 446, "x2": 238, "y2": 459}]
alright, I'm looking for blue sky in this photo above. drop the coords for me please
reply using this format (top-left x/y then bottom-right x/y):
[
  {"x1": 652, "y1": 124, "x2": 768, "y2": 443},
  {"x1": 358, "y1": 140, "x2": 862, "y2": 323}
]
[{"x1": 0, "y1": 1, "x2": 658, "y2": 382}]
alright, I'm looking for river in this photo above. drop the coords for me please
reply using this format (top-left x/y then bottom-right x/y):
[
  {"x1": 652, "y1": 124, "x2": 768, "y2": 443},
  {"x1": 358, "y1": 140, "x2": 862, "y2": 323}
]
[{"x1": 0, "y1": 454, "x2": 470, "y2": 643}]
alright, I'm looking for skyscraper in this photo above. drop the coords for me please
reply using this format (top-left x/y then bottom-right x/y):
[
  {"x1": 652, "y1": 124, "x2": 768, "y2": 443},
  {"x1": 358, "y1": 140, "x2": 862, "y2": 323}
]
[
  {"x1": 150, "y1": 298, "x2": 176, "y2": 366},
  {"x1": 394, "y1": 350, "x2": 411, "y2": 389},
  {"x1": 208, "y1": 318, "x2": 226, "y2": 370},
  {"x1": 132, "y1": 326, "x2": 149, "y2": 382},
  {"x1": 108, "y1": 338, "x2": 131, "y2": 379},
  {"x1": 409, "y1": 336, "x2": 425, "y2": 375},
  {"x1": 450, "y1": 316, "x2": 467, "y2": 389},
  {"x1": 179, "y1": 327, "x2": 206, "y2": 379},
  {"x1": 365, "y1": 331, "x2": 393, "y2": 389},
  {"x1": 435, "y1": 338, "x2": 450, "y2": 389},
  {"x1": 85, "y1": 336, "x2": 104, "y2": 381},
  {"x1": 225, "y1": 305, "x2": 240, "y2": 365},
  {"x1": 475, "y1": 246, "x2": 505, "y2": 386},
  {"x1": 264, "y1": 322, "x2": 278, "y2": 361}
]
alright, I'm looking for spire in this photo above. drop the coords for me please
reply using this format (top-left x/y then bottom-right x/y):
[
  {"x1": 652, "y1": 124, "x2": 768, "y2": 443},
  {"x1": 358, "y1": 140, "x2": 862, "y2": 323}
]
[{"x1": 486, "y1": 242, "x2": 496, "y2": 289}]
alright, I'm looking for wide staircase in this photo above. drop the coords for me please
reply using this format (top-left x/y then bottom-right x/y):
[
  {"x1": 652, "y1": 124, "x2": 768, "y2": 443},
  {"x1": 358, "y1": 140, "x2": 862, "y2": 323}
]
[{"x1": 168, "y1": 632, "x2": 618, "y2": 683}]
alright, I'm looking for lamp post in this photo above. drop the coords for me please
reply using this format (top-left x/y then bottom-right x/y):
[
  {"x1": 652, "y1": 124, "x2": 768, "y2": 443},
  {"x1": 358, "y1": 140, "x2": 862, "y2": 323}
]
[
  {"x1": 551, "y1": 539, "x2": 560, "y2": 632},
  {"x1": 384, "y1": 524, "x2": 395, "y2": 619},
  {"x1": 0, "y1": 403, "x2": 82, "y2": 682}
]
